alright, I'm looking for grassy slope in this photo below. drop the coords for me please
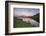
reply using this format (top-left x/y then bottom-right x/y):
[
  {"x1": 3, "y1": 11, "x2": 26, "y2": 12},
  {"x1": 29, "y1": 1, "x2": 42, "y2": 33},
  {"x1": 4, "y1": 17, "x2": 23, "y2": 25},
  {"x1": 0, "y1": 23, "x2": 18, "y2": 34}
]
[
  {"x1": 31, "y1": 13, "x2": 39, "y2": 22},
  {"x1": 14, "y1": 17, "x2": 32, "y2": 28}
]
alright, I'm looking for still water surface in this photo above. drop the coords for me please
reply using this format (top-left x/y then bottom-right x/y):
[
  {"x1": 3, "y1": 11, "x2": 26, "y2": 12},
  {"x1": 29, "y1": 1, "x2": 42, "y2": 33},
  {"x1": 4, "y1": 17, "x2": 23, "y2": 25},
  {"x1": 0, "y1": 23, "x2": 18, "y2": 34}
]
[{"x1": 21, "y1": 18, "x2": 39, "y2": 27}]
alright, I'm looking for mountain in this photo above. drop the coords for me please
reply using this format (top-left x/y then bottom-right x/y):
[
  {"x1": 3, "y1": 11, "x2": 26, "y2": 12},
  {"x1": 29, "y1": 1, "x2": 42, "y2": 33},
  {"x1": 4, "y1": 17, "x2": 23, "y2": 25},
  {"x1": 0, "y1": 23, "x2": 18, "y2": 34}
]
[
  {"x1": 15, "y1": 15, "x2": 33, "y2": 18},
  {"x1": 31, "y1": 13, "x2": 39, "y2": 22},
  {"x1": 14, "y1": 13, "x2": 39, "y2": 23}
]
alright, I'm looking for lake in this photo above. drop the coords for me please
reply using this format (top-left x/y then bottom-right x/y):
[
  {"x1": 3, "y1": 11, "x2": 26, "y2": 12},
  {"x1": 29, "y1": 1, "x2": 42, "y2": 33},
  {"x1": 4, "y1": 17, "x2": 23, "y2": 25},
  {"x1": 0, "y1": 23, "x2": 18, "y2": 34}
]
[{"x1": 21, "y1": 18, "x2": 39, "y2": 27}]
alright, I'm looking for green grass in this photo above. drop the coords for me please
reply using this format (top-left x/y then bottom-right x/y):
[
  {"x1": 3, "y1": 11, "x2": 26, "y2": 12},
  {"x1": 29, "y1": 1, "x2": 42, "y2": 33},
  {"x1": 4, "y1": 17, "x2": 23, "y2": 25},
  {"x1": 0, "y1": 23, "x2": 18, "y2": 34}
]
[
  {"x1": 14, "y1": 17, "x2": 32, "y2": 28},
  {"x1": 14, "y1": 22, "x2": 32, "y2": 28}
]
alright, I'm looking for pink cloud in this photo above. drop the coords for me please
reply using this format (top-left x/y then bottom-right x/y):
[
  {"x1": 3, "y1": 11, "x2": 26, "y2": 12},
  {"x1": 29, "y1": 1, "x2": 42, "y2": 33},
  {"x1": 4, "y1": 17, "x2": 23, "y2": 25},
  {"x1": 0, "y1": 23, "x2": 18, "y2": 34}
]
[{"x1": 14, "y1": 12, "x2": 36, "y2": 17}]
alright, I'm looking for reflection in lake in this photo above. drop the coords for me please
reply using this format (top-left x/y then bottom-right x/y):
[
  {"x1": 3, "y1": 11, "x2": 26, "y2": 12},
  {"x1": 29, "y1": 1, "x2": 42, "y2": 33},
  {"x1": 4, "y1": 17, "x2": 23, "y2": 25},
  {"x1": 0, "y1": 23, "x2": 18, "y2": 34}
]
[{"x1": 20, "y1": 18, "x2": 39, "y2": 27}]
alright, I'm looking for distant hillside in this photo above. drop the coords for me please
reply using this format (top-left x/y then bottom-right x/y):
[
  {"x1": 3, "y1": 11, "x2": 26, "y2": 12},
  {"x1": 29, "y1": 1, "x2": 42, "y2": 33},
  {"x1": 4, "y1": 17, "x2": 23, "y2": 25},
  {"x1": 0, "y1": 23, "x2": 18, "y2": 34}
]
[
  {"x1": 14, "y1": 13, "x2": 39, "y2": 23},
  {"x1": 31, "y1": 13, "x2": 39, "y2": 22}
]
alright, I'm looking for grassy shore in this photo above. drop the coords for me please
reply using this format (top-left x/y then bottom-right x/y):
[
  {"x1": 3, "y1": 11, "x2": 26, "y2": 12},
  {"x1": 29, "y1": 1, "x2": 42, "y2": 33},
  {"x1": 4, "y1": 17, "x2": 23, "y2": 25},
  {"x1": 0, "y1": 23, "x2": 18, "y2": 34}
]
[{"x1": 14, "y1": 17, "x2": 32, "y2": 28}]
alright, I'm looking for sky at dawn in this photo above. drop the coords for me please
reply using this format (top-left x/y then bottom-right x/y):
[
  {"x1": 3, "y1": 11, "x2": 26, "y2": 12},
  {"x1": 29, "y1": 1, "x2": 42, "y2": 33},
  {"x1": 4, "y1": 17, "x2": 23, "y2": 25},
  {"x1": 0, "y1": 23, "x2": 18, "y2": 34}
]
[{"x1": 14, "y1": 8, "x2": 39, "y2": 17}]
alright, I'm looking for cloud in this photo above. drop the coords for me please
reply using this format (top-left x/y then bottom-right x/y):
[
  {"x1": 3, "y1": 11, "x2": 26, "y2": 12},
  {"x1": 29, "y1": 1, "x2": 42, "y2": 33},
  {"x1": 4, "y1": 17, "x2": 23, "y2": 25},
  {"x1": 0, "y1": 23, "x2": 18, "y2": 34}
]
[
  {"x1": 14, "y1": 12, "x2": 35, "y2": 17},
  {"x1": 14, "y1": 8, "x2": 39, "y2": 17}
]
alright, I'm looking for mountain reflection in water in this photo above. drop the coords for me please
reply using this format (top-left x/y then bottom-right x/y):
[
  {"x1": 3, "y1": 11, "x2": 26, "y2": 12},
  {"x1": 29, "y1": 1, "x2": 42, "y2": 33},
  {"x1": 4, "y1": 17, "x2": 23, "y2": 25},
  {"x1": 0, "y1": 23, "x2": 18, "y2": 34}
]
[{"x1": 17, "y1": 17, "x2": 39, "y2": 27}]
